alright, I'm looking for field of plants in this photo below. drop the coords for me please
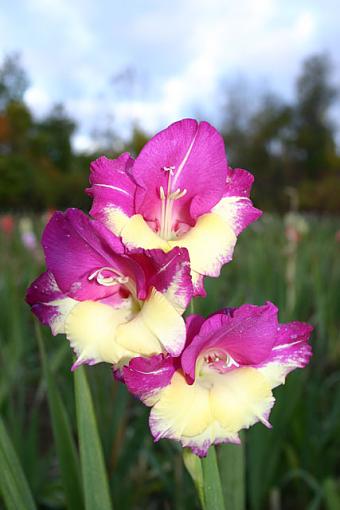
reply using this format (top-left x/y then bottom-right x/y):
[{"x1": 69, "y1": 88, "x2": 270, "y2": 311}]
[{"x1": 0, "y1": 214, "x2": 339, "y2": 510}]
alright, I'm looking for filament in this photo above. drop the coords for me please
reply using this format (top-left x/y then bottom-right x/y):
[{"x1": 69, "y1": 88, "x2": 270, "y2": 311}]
[{"x1": 159, "y1": 166, "x2": 187, "y2": 240}]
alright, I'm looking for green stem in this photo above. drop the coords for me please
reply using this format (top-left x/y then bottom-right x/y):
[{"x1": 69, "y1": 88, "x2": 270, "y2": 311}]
[
  {"x1": 218, "y1": 439, "x2": 245, "y2": 510},
  {"x1": 201, "y1": 446, "x2": 225, "y2": 510}
]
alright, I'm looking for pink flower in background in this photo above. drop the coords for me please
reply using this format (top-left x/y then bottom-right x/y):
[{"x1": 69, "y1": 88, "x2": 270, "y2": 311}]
[
  {"x1": 0, "y1": 214, "x2": 14, "y2": 235},
  {"x1": 123, "y1": 302, "x2": 312, "y2": 456},
  {"x1": 19, "y1": 217, "x2": 37, "y2": 251},
  {"x1": 87, "y1": 119, "x2": 261, "y2": 294},
  {"x1": 26, "y1": 208, "x2": 193, "y2": 368}
]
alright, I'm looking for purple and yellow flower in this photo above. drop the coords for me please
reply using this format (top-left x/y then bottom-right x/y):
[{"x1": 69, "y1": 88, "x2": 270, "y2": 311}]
[
  {"x1": 87, "y1": 119, "x2": 261, "y2": 294},
  {"x1": 123, "y1": 302, "x2": 312, "y2": 456},
  {"x1": 26, "y1": 208, "x2": 193, "y2": 368}
]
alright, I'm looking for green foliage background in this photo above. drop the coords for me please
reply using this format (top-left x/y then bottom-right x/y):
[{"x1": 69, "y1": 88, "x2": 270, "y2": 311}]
[{"x1": 0, "y1": 215, "x2": 339, "y2": 509}]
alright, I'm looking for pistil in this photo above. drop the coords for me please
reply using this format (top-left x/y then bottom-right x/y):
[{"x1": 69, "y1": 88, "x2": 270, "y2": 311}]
[{"x1": 88, "y1": 267, "x2": 136, "y2": 298}]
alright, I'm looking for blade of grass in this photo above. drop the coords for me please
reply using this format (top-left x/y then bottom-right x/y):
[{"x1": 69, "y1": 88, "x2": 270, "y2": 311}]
[
  {"x1": 0, "y1": 416, "x2": 37, "y2": 510},
  {"x1": 74, "y1": 365, "x2": 113, "y2": 510},
  {"x1": 248, "y1": 371, "x2": 307, "y2": 509},
  {"x1": 323, "y1": 479, "x2": 340, "y2": 510},
  {"x1": 35, "y1": 322, "x2": 83, "y2": 510}
]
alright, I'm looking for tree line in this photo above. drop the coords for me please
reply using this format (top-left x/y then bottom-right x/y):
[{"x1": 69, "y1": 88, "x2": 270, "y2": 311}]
[{"x1": 0, "y1": 53, "x2": 339, "y2": 212}]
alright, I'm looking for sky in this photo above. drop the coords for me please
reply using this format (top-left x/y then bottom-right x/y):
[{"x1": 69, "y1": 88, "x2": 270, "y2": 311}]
[{"x1": 1, "y1": 0, "x2": 340, "y2": 151}]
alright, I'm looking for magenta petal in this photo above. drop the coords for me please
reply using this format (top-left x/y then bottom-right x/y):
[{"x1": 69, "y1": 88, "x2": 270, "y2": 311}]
[
  {"x1": 192, "y1": 273, "x2": 207, "y2": 298},
  {"x1": 260, "y1": 321, "x2": 313, "y2": 370},
  {"x1": 123, "y1": 354, "x2": 177, "y2": 402},
  {"x1": 224, "y1": 167, "x2": 255, "y2": 198},
  {"x1": 132, "y1": 119, "x2": 228, "y2": 222},
  {"x1": 42, "y1": 209, "x2": 127, "y2": 299},
  {"x1": 87, "y1": 153, "x2": 136, "y2": 222},
  {"x1": 215, "y1": 195, "x2": 262, "y2": 236},
  {"x1": 26, "y1": 270, "x2": 64, "y2": 305},
  {"x1": 213, "y1": 166, "x2": 262, "y2": 235},
  {"x1": 185, "y1": 314, "x2": 206, "y2": 345},
  {"x1": 231, "y1": 200, "x2": 262, "y2": 236},
  {"x1": 275, "y1": 321, "x2": 313, "y2": 347},
  {"x1": 26, "y1": 271, "x2": 65, "y2": 329},
  {"x1": 147, "y1": 247, "x2": 193, "y2": 309},
  {"x1": 181, "y1": 302, "x2": 279, "y2": 380},
  {"x1": 25, "y1": 271, "x2": 75, "y2": 335}
]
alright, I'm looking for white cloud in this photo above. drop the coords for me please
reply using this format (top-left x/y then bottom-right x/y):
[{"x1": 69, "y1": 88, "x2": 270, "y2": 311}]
[
  {"x1": 72, "y1": 133, "x2": 99, "y2": 153},
  {"x1": 24, "y1": 85, "x2": 51, "y2": 115},
  {"x1": 1, "y1": 0, "x2": 339, "y2": 151},
  {"x1": 104, "y1": 1, "x2": 319, "y2": 133}
]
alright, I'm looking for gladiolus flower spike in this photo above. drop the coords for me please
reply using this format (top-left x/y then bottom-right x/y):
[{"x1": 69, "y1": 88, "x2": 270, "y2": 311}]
[{"x1": 26, "y1": 118, "x2": 313, "y2": 463}]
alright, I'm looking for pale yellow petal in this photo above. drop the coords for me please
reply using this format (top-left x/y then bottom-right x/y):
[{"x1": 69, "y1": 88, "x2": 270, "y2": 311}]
[
  {"x1": 116, "y1": 313, "x2": 162, "y2": 356},
  {"x1": 151, "y1": 371, "x2": 212, "y2": 438},
  {"x1": 105, "y1": 207, "x2": 130, "y2": 235},
  {"x1": 48, "y1": 297, "x2": 78, "y2": 335},
  {"x1": 120, "y1": 214, "x2": 170, "y2": 251},
  {"x1": 169, "y1": 213, "x2": 236, "y2": 276},
  {"x1": 150, "y1": 373, "x2": 240, "y2": 454},
  {"x1": 258, "y1": 363, "x2": 291, "y2": 389},
  {"x1": 209, "y1": 368, "x2": 274, "y2": 432},
  {"x1": 149, "y1": 367, "x2": 274, "y2": 454},
  {"x1": 211, "y1": 196, "x2": 243, "y2": 229},
  {"x1": 65, "y1": 300, "x2": 134, "y2": 365},
  {"x1": 141, "y1": 288, "x2": 186, "y2": 356}
]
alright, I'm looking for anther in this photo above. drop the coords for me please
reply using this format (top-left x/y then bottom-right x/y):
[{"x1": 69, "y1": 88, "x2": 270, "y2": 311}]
[{"x1": 170, "y1": 188, "x2": 187, "y2": 200}]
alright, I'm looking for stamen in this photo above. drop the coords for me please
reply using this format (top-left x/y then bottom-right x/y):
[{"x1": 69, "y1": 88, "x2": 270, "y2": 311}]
[
  {"x1": 88, "y1": 267, "x2": 129, "y2": 287},
  {"x1": 169, "y1": 188, "x2": 187, "y2": 200},
  {"x1": 203, "y1": 350, "x2": 239, "y2": 370},
  {"x1": 224, "y1": 355, "x2": 239, "y2": 369},
  {"x1": 158, "y1": 177, "x2": 187, "y2": 240},
  {"x1": 204, "y1": 351, "x2": 221, "y2": 365}
]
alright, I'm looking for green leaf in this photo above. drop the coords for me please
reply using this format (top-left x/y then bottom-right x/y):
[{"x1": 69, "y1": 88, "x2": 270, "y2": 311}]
[
  {"x1": 323, "y1": 478, "x2": 340, "y2": 510},
  {"x1": 201, "y1": 446, "x2": 225, "y2": 510},
  {"x1": 218, "y1": 439, "x2": 245, "y2": 510},
  {"x1": 35, "y1": 322, "x2": 83, "y2": 510},
  {"x1": 74, "y1": 366, "x2": 113, "y2": 510},
  {"x1": 248, "y1": 371, "x2": 307, "y2": 509},
  {"x1": 0, "y1": 416, "x2": 36, "y2": 510}
]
